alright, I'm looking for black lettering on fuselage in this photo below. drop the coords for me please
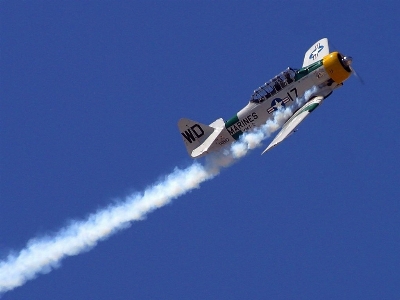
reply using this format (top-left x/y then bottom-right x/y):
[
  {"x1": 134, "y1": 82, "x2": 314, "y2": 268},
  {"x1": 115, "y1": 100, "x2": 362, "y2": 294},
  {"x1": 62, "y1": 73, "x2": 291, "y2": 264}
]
[{"x1": 226, "y1": 112, "x2": 259, "y2": 136}]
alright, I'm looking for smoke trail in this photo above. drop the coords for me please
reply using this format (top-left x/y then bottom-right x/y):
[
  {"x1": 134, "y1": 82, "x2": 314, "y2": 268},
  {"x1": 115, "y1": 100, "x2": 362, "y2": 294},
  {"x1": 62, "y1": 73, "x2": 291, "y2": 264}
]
[
  {"x1": 207, "y1": 86, "x2": 317, "y2": 166},
  {"x1": 0, "y1": 87, "x2": 316, "y2": 294}
]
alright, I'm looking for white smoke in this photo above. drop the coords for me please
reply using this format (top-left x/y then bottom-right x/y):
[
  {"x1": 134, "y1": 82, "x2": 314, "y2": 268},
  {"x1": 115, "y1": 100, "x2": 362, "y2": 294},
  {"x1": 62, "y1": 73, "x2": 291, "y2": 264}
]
[
  {"x1": 0, "y1": 87, "x2": 317, "y2": 295},
  {"x1": 208, "y1": 86, "x2": 317, "y2": 164},
  {"x1": 0, "y1": 163, "x2": 213, "y2": 294}
]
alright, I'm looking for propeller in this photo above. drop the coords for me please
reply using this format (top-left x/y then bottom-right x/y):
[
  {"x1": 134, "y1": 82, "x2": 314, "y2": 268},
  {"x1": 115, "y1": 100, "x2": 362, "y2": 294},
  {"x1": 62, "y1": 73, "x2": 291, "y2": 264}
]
[
  {"x1": 351, "y1": 66, "x2": 364, "y2": 84},
  {"x1": 342, "y1": 55, "x2": 364, "y2": 84},
  {"x1": 330, "y1": 40, "x2": 364, "y2": 85}
]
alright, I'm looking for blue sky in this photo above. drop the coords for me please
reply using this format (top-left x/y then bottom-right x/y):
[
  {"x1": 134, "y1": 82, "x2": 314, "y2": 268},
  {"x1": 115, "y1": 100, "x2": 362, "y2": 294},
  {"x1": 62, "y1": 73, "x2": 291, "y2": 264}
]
[{"x1": 1, "y1": 1, "x2": 400, "y2": 299}]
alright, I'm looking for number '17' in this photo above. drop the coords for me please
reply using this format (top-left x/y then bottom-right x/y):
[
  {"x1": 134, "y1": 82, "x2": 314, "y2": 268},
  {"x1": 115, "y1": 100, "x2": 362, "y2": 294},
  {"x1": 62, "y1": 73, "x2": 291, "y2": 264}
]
[{"x1": 287, "y1": 88, "x2": 298, "y2": 101}]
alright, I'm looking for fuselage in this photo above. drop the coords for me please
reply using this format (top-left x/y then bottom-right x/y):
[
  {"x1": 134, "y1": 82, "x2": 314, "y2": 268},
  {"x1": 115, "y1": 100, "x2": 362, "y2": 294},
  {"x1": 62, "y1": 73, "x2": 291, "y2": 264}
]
[{"x1": 220, "y1": 51, "x2": 352, "y2": 144}]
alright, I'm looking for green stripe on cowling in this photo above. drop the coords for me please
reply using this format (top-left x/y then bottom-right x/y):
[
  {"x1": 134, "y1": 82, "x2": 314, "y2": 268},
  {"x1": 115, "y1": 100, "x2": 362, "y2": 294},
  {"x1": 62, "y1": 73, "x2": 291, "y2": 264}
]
[{"x1": 294, "y1": 60, "x2": 323, "y2": 81}]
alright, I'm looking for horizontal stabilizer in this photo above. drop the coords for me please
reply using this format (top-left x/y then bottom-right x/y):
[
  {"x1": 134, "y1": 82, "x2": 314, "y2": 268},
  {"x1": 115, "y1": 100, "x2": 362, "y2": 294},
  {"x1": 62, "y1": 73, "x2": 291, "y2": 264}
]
[
  {"x1": 191, "y1": 126, "x2": 224, "y2": 157},
  {"x1": 262, "y1": 96, "x2": 324, "y2": 154},
  {"x1": 209, "y1": 118, "x2": 225, "y2": 129}
]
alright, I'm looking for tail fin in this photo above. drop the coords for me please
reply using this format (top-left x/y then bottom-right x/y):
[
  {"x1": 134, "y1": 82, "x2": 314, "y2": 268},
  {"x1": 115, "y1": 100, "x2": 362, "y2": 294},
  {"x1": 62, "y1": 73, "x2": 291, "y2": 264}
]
[
  {"x1": 302, "y1": 38, "x2": 330, "y2": 67},
  {"x1": 178, "y1": 118, "x2": 230, "y2": 158}
]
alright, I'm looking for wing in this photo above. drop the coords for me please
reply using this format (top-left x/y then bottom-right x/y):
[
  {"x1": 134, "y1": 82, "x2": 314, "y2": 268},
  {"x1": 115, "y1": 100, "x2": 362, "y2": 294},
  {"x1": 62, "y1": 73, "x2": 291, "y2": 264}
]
[
  {"x1": 302, "y1": 38, "x2": 330, "y2": 68},
  {"x1": 262, "y1": 96, "x2": 324, "y2": 154}
]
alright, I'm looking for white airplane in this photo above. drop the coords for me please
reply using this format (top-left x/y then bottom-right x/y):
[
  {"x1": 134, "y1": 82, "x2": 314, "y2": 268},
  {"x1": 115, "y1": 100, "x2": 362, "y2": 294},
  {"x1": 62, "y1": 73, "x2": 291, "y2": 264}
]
[{"x1": 178, "y1": 38, "x2": 355, "y2": 158}]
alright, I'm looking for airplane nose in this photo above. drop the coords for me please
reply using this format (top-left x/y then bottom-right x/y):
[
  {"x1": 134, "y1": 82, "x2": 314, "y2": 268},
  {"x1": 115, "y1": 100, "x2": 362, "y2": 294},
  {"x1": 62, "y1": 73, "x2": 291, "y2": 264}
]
[{"x1": 342, "y1": 56, "x2": 353, "y2": 67}]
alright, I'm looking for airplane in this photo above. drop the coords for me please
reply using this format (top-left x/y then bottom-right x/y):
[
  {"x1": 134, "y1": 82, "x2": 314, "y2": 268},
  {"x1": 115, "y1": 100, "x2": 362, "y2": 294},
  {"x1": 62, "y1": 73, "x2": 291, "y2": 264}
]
[{"x1": 178, "y1": 38, "x2": 355, "y2": 158}]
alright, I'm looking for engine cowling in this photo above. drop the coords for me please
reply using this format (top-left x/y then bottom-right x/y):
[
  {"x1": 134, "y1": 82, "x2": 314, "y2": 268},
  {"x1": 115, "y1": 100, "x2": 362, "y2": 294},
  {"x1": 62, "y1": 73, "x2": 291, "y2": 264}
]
[{"x1": 322, "y1": 52, "x2": 352, "y2": 84}]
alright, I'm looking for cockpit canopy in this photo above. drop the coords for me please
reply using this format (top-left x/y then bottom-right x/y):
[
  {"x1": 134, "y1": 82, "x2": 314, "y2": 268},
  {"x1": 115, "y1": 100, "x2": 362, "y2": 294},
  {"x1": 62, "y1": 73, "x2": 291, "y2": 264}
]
[{"x1": 250, "y1": 68, "x2": 296, "y2": 103}]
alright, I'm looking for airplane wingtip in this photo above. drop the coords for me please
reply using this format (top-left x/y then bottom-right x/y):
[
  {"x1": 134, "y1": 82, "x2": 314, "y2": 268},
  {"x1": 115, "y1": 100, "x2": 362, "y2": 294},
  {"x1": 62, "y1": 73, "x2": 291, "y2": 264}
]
[{"x1": 261, "y1": 145, "x2": 274, "y2": 155}]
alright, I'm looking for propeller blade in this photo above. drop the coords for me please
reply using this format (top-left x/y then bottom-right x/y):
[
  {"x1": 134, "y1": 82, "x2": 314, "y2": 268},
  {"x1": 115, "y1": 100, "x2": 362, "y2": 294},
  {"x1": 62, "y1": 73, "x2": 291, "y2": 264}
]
[{"x1": 351, "y1": 66, "x2": 364, "y2": 84}]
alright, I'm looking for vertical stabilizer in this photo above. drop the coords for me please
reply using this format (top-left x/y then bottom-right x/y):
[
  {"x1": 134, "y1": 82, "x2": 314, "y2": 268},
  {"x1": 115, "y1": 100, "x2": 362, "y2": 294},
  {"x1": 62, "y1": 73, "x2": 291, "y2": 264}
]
[
  {"x1": 178, "y1": 118, "x2": 215, "y2": 158},
  {"x1": 178, "y1": 118, "x2": 232, "y2": 158},
  {"x1": 302, "y1": 38, "x2": 330, "y2": 67}
]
